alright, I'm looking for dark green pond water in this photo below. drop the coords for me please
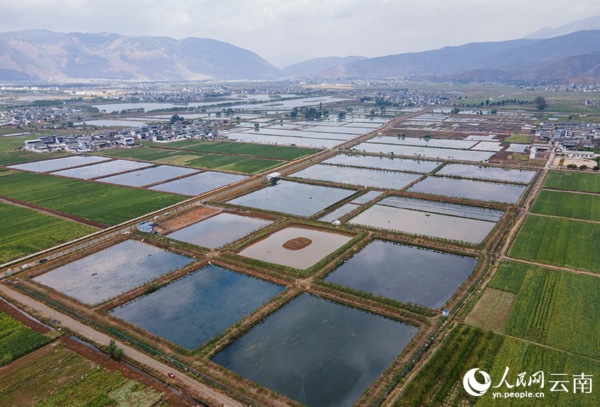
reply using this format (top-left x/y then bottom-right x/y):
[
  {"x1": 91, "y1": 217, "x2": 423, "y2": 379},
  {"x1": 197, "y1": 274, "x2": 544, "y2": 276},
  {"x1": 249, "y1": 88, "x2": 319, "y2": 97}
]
[
  {"x1": 324, "y1": 240, "x2": 477, "y2": 308},
  {"x1": 212, "y1": 293, "x2": 417, "y2": 407},
  {"x1": 110, "y1": 265, "x2": 284, "y2": 350}
]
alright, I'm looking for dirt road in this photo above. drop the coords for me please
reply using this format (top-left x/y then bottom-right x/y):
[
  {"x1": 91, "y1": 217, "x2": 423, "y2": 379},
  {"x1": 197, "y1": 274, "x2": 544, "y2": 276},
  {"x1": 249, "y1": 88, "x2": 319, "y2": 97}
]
[{"x1": 0, "y1": 284, "x2": 242, "y2": 407}]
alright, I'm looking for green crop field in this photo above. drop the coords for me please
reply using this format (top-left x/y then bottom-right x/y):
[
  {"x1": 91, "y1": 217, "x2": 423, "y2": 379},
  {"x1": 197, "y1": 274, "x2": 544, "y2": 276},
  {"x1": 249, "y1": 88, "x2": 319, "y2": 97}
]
[
  {"x1": 0, "y1": 135, "x2": 38, "y2": 152},
  {"x1": 220, "y1": 158, "x2": 285, "y2": 174},
  {"x1": 396, "y1": 324, "x2": 600, "y2": 406},
  {"x1": 0, "y1": 202, "x2": 96, "y2": 263},
  {"x1": 489, "y1": 261, "x2": 600, "y2": 360},
  {"x1": 141, "y1": 139, "x2": 200, "y2": 148},
  {"x1": 0, "y1": 311, "x2": 52, "y2": 367},
  {"x1": 530, "y1": 190, "x2": 600, "y2": 221},
  {"x1": 0, "y1": 344, "x2": 163, "y2": 406},
  {"x1": 508, "y1": 215, "x2": 600, "y2": 273},
  {"x1": 544, "y1": 171, "x2": 600, "y2": 193},
  {"x1": 0, "y1": 172, "x2": 187, "y2": 225},
  {"x1": 506, "y1": 134, "x2": 534, "y2": 144},
  {"x1": 183, "y1": 141, "x2": 318, "y2": 160}
]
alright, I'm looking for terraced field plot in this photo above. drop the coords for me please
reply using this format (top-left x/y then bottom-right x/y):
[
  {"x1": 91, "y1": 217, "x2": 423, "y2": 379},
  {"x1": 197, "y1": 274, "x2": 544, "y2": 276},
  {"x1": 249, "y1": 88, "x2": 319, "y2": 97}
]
[
  {"x1": 0, "y1": 171, "x2": 186, "y2": 225},
  {"x1": 487, "y1": 261, "x2": 600, "y2": 360},
  {"x1": 8, "y1": 155, "x2": 109, "y2": 173},
  {"x1": 111, "y1": 265, "x2": 284, "y2": 349},
  {"x1": 436, "y1": 163, "x2": 536, "y2": 183},
  {"x1": 350, "y1": 197, "x2": 502, "y2": 244},
  {"x1": 213, "y1": 293, "x2": 417, "y2": 407},
  {"x1": 408, "y1": 176, "x2": 526, "y2": 203},
  {"x1": 0, "y1": 311, "x2": 52, "y2": 366},
  {"x1": 544, "y1": 171, "x2": 600, "y2": 193},
  {"x1": 292, "y1": 164, "x2": 421, "y2": 190},
  {"x1": 228, "y1": 180, "x2": 356, "y2": 217},
  {"x1": 508, "y1": 215, "x2": 600, "y2": 273},
  {"x1": 531, "y1": 190, "x2": 600, "y2": 221},
  {"x1": 396, "y1": 324, "x2": 600, "y2": 407},
  {"x1": 323, "y1": 153, "x2": 442, "y2": 173},
  {"x1": 34, "y1": 240, "x2": 193, "y2": 305},
  {"x1": 324, "y1": 240, "x2": 477, "y2": 308},
  {"x1": 167, "y1": 212, "x2": 272, "y2": 248},
  {"x1": 0, "y1": 202, "x2": 96, "y2": 264},
  {"x1": 0, "y1": 344, "x2": 164, "y2": 406}
]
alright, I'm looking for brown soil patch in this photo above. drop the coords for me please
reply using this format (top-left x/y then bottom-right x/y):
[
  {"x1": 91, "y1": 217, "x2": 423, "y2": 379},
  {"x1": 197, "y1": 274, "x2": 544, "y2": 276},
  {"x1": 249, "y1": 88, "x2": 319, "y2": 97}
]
[
  {"x1": 158, "y1": 206, "x2": 219, "y2": 233},
  {"x1": 0, "y1": 298, "x2": 50, "y2": 334},
  {"x1": 282, "y1": 237, "x2": 312, "y2": 250}
]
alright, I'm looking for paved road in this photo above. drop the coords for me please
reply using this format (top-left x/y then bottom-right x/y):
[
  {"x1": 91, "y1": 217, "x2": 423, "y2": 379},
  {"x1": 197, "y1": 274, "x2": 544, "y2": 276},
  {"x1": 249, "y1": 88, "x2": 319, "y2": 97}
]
[{"x1": 0, "y1": 284, "x2": 242, "y2": 407}]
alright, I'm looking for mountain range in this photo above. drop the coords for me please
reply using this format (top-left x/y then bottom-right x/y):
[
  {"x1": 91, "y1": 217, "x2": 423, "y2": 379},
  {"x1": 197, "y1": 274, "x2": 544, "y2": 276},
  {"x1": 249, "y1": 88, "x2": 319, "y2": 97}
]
[{"x1": 4, "y1": 18, "x2": 600, "y2": 83}]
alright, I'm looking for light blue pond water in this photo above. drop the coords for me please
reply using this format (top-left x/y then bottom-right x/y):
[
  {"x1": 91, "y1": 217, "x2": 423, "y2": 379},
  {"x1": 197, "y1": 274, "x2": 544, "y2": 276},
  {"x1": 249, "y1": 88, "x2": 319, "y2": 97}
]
[{"x1": 148, "y1": 171, "x2": 247, "y2": 195}]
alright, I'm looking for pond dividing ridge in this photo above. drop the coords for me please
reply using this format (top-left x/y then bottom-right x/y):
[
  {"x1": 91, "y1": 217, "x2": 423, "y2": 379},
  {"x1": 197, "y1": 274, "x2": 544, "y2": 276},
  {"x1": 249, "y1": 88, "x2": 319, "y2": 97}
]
[
  {"x1": 324, "y1": 240, "x2": 478, "y2": 308},
  {"x1": 33, "y1": 240, "x2": 193, "y2": 305},
  {"x1": 110, "y1": 265, "x2": 285, "y2": 350},
  {"x1": 212, "y1": 293, "x2": 417, "y2": 407}
]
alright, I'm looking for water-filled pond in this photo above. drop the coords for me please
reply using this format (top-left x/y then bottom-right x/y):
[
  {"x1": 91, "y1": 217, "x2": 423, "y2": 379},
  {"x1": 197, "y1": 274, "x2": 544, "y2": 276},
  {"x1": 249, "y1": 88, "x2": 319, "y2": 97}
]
[
  {"x1": 292, "y1": 164, "x2": 421, "y2": 190},
  {"x1": 354, "y1": 143, "x2": 495, "y2": 162},
  {"x1": 323, "y1": 154, "x2": 441, "y2": 173},
  {"x1": 238, "y1": 226, "x2": 352, "y2": 269},
  {"x1": 324, "y1": 240, "x2": 477, "y2": 308},
  {"x1": 212, "y1": 293, "x2": 417, "y2": 407},
  {"x1": 436, "y1": 164, "x2": 536, "y2": 184},
  {"x1": 228, "y1": 132, "x2": 340, "y2": 149},
  {"x1": 408, "y1": 176, "x2": 526, "y2": 203},
  {"x1": 110, "y1": 265, "x2": 284, "y2": 350},
  {"x1": 8, "y1": 155, "x2": 110, "y2": 173},
  {"x1": 99, "y1": 165, "x2": 199, "y2": 187},
  {"x1": 350, "y1": 197, "x2": 502, "y2": 244},
  {"x1": 319, "y1": 204, "x2": 360, "y2": 222},
  {"x1": 252, "y1": 128, "x2": 354, "y2": 140},
  {"x1": 351, "y1": 190, "x2": 385, "y2": 204},
  {"x1": 167, "y1": 213, "x2": 272, "y2": 248},
  {"x1": 367, "y1": 136, "x2": 477, "y2": 149},
  {"x1": 148, "y1": 171, "x2": 247, "y2": 195},
  {"x1": 303, "y1": 126, "x2": 368, "y2": 135},
  {"x1": 228, "y1": 180, "x2": 356, "y2": 217},
  {"x1": 34, "y1": 240, "x2": 193, "y2": 305},
  {"x1": 52, "y1": 159, "x2": 152, "y2": 179}
]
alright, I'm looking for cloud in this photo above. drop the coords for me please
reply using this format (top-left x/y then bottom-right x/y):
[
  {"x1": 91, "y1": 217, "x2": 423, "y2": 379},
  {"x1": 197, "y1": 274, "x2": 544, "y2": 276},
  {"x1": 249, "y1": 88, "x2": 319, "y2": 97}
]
[{"x1": 1, "y1": 0, "x2": 600, "y2": 67}]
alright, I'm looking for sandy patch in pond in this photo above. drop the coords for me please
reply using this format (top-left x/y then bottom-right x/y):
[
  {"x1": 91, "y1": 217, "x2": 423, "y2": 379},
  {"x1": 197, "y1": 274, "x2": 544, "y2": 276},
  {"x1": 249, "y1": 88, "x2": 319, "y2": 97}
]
[
  {"x1": 282, "y1": 237, "x2": 312, "y2": 250},
  {"x1": 239, "y1": 227, "x2": 352, "y2": 269}
]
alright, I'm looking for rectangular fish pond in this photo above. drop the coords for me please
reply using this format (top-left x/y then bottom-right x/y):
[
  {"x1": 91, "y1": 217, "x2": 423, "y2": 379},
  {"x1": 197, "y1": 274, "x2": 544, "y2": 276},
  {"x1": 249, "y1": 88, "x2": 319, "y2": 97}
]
[
  {"x1": 350, "y1": 196, "x2": 504, "y2": 244},
  {"x1": 110, "y1": 265, "x2": 285, "y2": 350},
  {"x1": 8, "y1": 155, "x2": 110, "y2": 173},
  {"x1": 435, "y1": 164, "x2": 536, "y2": 184},
  {"x1": 52, "y1": 159, "x2": 152, "y2": 179},
  {"x1": 228, "y1": 180, "x2": 356, "y2": 217},
  {"x1": 166, "y1": 212, "x2": 273, "y2": 249},
  {"x1": 148, "y1": 171, "x2": 247, "y2": 196},
  {"x1": 228, "y1": 132, "x2": 340, "y2": 149},
  {"x1": 212, "y1": 293, "x2": 417, "y2": 407},
  {"x1": 324, "y1": 240, "x2": 477, "y2": 308},
  {"x1": 367, "y1": 136, "x2": 477, "y2": 149},
  {"x1": 354, "y1": 143, "x2": 495, "y2": 162},
  {"x1": 319, "y1": 203, "x2": 360, "y2": 222},
  {"x1": 99, "y1": 165, "x2": 199, "y2": 187},
  {"x1": 33, "y1": 240, "x2": 194, "y2": 305},
  {"x1": 322, "y1": 153, "x2": 441, "y2": 173},
  {"x1": 292, "y1": 164, "x2": 421, "y2": 190},
  {"x1": 238, "y1": 226, "x2": 353, "y2": 269},
  {"x1": 407, "y1": 176, "x2": 526, "y2": 204}
]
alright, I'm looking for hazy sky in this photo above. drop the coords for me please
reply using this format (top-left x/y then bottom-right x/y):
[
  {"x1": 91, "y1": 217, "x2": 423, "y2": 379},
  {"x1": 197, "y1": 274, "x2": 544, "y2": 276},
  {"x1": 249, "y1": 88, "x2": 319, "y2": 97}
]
[{"x1": 1, "y1": 0, "x2": 600, "y2": 68}]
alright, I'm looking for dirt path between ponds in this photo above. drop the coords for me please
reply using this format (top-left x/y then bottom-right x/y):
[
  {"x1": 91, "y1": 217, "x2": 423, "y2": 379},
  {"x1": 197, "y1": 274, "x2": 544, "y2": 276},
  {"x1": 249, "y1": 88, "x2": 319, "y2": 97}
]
[{"x1": 0, "y1": 283, "x2": 243, "y2": 407}]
